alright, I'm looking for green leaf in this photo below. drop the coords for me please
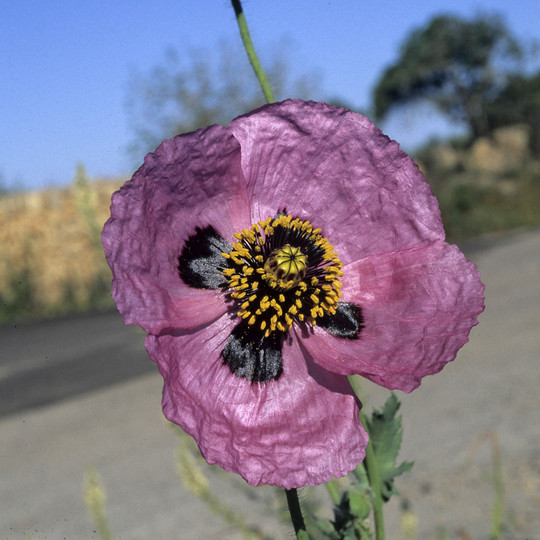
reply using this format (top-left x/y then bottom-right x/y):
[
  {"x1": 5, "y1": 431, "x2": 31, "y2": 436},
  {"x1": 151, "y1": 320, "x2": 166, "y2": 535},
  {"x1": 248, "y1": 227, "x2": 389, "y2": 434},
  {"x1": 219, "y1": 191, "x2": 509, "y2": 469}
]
[
  {"x1": 366, "y1": 393, "x2": 414, "y2": 502},
  {"x1": 348, "y1": 490, "x2": 371, "y2": 521}
]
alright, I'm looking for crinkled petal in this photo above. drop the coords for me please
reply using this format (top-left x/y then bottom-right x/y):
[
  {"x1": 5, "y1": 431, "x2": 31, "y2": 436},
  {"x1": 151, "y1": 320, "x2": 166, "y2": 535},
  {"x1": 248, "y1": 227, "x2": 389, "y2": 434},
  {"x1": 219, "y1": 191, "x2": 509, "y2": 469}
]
[
  {"x1": 302, "y1": 240, "x2": 485, "y2": 392},
  {"x1": 229, "y1": 100, "x2": 444, "y2": 264},
  {"x1": 146, "y1": 318, "x2": 367, "y2": 488},
  {"x1": 102, "y1": 124, "x2": 251, "y2": 334}
]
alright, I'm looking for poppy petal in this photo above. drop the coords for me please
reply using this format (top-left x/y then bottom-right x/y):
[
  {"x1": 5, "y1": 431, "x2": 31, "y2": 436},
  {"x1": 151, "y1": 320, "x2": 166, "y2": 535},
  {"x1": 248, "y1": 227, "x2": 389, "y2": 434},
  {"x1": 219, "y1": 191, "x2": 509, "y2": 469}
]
[
  {"x1": 147, "y1": 319, "x2": 367, "y2": 488},
  {"x1": 303, "y1": 240, "x2": 485, "y2": 392},
  {"x1": 229, "y1": 100, "x2": 444, "y2": 265},
  {"x1": 102, "y1": 124, "x2": 251, "y2": 334}
]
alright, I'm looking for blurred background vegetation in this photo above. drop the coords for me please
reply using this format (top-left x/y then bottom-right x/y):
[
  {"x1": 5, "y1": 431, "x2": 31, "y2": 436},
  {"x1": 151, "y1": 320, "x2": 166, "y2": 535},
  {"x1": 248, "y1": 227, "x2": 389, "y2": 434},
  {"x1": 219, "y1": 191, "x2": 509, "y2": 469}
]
[{"x1": 1, "y1": 12, "x2": 539, "y2": 324}]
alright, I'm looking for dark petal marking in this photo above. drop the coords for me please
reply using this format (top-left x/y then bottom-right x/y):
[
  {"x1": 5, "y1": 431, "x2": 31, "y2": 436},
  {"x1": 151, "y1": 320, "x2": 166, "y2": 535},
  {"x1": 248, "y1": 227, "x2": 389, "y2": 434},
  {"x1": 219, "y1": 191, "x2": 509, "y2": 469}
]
[
  {"x1": 318, "y1": 302, "x2": 364, "y2": 339},
  {"x1": 222, "y1": 322, "x2": 283, "y2": 383},
  {"x1": 178, "y1": 225, "x2": 232, "y2": 289}
]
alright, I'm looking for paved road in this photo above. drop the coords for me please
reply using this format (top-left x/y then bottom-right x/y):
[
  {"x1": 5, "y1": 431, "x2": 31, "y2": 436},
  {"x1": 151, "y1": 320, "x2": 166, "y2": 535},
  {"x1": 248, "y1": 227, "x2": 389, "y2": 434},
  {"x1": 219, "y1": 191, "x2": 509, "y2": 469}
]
[
  {"x1": 1, "y1": 229, "x2": 539, "y2": 539},
  {"x1": 0, "y1": 311, "x2": 152, "y2": 418}
]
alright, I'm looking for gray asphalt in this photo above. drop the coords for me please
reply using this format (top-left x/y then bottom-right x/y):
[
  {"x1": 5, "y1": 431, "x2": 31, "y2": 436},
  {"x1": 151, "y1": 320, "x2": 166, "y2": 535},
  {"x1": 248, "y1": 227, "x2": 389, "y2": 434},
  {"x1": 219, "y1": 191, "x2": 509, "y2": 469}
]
[
  {"x1": 0, "y1": 311, "x2": 152, "y2": 418},
  {"x1": 1, "y1": 229, "x2": 539, "y2": 539}
]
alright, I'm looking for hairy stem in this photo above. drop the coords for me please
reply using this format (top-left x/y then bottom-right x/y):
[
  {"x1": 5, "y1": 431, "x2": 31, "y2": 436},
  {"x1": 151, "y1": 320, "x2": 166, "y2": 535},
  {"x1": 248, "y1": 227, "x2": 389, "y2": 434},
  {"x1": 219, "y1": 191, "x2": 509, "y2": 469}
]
[{"x1": 285, "y1": 488, "x2": 310, "y2": 539}]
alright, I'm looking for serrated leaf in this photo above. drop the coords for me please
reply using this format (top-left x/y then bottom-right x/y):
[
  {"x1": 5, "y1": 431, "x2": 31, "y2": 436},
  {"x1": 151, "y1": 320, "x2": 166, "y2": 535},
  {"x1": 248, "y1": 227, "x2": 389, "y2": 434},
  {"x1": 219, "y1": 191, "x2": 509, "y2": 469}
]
[{"x1": 366, "y1": 393, "x2": 414, "y2": 502}]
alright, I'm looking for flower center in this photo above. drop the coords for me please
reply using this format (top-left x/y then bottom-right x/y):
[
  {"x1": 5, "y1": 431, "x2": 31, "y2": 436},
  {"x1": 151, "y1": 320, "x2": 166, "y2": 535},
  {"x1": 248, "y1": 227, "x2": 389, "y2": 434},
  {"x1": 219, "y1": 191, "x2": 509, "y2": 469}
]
[
  {"x1": 221, "y1": 214, "x2": 343, "y2": 337},
  {"x1": 264, "y1": 244, "x2": 307, "y2": 285}
]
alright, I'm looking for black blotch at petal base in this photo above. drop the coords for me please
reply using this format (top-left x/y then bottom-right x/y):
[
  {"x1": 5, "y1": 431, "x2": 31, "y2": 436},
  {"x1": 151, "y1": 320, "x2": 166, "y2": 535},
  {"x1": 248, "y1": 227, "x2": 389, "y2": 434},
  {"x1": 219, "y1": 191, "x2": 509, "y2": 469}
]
[
  {"x1": 318, "y1": 302, "x2": 363, "y2": 339},
  {"x1": 178, "y1": 225, "x2": 232, "y2": 289},
  {"x1": 222, "y1": 322, "x2": 283, "y2": 383}
]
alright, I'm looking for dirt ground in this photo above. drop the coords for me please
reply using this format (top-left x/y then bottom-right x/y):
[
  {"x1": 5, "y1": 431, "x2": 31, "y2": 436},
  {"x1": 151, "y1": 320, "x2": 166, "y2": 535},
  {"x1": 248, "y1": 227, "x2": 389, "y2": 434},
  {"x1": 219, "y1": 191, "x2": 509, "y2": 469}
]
[{"x1": 1, "y1": 228, "x2": 539, "y2": 539}]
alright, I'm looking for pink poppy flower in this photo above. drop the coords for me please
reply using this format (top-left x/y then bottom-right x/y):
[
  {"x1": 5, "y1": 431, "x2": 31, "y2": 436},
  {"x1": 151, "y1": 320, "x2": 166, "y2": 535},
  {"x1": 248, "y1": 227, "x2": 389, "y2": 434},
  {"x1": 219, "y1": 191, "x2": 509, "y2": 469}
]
[{"x1": 102, "y1": 100, "x2": 484, "y2": 489}]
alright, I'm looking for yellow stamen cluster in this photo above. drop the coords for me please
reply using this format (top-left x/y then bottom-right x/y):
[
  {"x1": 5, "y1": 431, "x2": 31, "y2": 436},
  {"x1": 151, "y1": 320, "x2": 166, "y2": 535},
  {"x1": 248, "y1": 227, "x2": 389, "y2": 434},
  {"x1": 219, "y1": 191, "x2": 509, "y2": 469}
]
[{"x1": 221, "y1": 214, "x2": 344, "y2": 338}]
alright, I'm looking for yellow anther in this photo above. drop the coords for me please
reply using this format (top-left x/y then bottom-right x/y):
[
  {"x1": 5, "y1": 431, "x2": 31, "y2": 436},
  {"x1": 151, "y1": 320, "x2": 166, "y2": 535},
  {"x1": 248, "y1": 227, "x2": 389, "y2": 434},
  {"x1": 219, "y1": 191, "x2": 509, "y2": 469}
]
[
  {"x1": 223, "y1": 215, "x2": 345, "y2": 336},
  {"x1": 270, "y1": 299, "x2": 283, "y2": 316},
  {"x1": 258, "y1": 218, "x2": 271, "y2": 229}
]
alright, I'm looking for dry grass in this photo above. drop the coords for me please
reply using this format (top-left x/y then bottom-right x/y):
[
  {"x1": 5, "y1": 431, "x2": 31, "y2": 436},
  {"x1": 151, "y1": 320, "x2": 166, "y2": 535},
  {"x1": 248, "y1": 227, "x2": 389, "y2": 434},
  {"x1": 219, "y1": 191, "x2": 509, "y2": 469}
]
[{"x1": 0, "y1": 174, "x2": 124, "y2": 323}]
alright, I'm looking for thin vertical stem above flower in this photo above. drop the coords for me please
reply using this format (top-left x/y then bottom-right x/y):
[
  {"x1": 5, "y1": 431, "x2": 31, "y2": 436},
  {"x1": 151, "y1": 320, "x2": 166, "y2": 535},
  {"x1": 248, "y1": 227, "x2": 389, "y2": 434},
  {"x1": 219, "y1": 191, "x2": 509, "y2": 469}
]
[{"x1": 231, "y1": 0, "x2": 275, "y2": 103}]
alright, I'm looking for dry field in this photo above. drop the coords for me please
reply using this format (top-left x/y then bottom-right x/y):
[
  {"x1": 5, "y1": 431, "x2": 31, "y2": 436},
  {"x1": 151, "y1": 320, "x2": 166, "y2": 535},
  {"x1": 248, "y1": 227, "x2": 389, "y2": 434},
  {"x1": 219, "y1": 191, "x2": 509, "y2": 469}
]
[{"x1": 0, "y1": 175, "x2": 123, "y2": 320}]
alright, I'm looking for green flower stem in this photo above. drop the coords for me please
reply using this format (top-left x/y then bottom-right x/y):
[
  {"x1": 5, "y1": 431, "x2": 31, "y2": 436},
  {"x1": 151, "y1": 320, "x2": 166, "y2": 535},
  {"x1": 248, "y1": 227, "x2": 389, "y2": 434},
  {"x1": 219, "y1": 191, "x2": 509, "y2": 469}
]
[
  {"x1": 325, "y1": 479, "x2": 340, "y2": 505},
  {"x1": 231, "y1": 0, "x2": 275, "y2": 103},
  {"x1": 285, "y1": 488, "x2": 310, "y2": 540},
  {"x1": 359, "y1": 410, "x2": 386, "y2": 540}
]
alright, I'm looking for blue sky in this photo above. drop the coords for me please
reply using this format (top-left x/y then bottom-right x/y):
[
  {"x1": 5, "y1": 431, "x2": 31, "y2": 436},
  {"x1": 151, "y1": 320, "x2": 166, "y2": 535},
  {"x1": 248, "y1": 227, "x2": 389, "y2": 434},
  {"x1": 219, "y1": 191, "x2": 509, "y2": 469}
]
[{"x1": 1, "y1": 0, "x2": 539, "y2": 190}]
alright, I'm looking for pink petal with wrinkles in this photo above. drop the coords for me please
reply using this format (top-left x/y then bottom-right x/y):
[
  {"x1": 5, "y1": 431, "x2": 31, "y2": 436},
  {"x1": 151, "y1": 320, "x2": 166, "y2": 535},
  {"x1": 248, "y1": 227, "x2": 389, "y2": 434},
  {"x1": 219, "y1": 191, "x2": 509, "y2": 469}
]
[
  {"x1": 302, "y1": 240, "x2": 485, "y2": 392},
  {"x1": 230, "y1": 100, "x2": 444, "y2": 264},
  {"x1": 102, "y1": 124, "x2": 251, "y2": 334},
  {"x1": 147, "y1": 319, "x2": 367, "y2": 488}
]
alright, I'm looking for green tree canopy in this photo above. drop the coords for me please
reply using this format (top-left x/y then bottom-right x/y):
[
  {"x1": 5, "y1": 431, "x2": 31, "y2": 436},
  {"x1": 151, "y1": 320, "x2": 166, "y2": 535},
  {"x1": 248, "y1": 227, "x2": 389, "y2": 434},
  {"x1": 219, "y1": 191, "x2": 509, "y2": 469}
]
[
  {"x1": 484, "y1": 71, "x2": 540, "y2": 155},
  {"x1": 373, "y1": 14, "x2": 523, "y2": 137}
]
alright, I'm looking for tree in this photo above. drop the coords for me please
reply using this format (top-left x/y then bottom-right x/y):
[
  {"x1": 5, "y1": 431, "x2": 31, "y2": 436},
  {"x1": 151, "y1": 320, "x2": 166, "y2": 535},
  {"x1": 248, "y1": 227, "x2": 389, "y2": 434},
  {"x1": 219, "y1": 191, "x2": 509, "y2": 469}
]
[
  {"x1": 126, "y1": 40, "x2": 317, "y2": 158},
  {"x1": 484, "y1": 71, "x2": 540, "y2": 155},
  {"x1": 373, "y1": 14, "x2": 523, "y2": 138}
]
